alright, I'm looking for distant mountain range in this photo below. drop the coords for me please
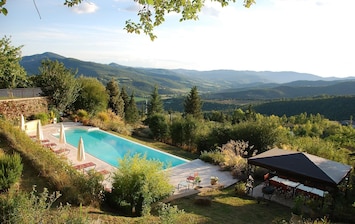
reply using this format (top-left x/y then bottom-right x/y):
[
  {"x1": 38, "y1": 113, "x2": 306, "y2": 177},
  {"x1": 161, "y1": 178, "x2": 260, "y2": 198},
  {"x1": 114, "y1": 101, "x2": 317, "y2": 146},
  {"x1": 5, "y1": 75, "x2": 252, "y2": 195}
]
[{"x1": 21, "y1": 52, "x2": 355, "y2": 99}]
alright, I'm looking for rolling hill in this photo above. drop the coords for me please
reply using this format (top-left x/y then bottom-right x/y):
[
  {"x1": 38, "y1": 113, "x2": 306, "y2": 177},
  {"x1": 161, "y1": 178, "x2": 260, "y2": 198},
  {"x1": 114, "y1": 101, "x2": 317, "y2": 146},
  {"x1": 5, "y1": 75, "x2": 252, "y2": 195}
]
[{"x1": 21, "y1": 52, "x2": 355, "y2": 98}]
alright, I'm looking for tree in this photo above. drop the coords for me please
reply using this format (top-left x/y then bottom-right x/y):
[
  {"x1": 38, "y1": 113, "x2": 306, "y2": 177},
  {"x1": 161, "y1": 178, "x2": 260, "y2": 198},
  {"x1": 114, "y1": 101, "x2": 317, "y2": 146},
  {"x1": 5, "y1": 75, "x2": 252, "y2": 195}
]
[
  {"x1": 106, "y1": 78, "x2": 124, "y2": 118},
  {"x1": 184, "y1": 86, "x2": 203, "y2": 119},
  {"x1": 147, "y1": 85, "x2": 164, "y2": 117},
  {"x1": 0, "y1": 0, "x2": 8, "y2": 15},
  {"x1": 35, "y1": 59, "x2": 80, "y2": 113},
  {"x1": 0, "y1": 153, "x2": 23, "y2": 191},
  {"x1": 170, "y1": 118, "x2": 184, "y2": 147},
  {"x1": 125, "y1": 93, "x2": 139, "y2": 124},
  {"x1": 110, "y1": 154, "x2": 173, "y2": 216},
  {"x1": 148, "y1": 114, "x2": 169, "y2": 142},
  {"x1": 120, "y1": 86, "x2": 130, "y2": 115},
  {"x1": 74, "y1": 77, "x2": 108, "y2": 114},
  {"x1": 231, "y1": 108, "x2": 246, "y2": 124},
  {"x1": 0, "y1": 36, "x2": 28, "y2": 92},
  {"x1": 1, "y1": 1, "x2": 255, "y2": 40}
]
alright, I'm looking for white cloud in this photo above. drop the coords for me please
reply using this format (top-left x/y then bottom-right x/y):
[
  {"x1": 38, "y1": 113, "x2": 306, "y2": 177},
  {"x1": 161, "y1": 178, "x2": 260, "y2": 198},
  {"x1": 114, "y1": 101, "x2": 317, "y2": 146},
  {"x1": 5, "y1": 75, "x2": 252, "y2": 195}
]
[{"x1": 72, "y1": 2, "x2": 99, "y2": 14}]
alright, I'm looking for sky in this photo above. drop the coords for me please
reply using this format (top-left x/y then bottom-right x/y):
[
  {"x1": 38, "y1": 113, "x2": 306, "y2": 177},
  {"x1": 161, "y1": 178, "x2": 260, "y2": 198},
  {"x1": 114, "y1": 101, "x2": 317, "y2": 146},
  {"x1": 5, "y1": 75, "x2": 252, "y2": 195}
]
[{"x1": 1, "y1": 0, "x2": 355, "y2": 78}]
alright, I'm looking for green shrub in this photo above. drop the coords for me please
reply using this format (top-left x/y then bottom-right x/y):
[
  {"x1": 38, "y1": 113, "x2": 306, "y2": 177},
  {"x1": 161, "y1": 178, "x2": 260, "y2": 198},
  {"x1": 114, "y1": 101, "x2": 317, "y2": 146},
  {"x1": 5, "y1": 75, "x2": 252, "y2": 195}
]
[
  {"x1": 32, "y1": 112, "x2": 50, "y2": 125},
  {"x1": 235, "y1": 182, "x2": 247, "y2": 196},
  {"x1": 0, "y1": 153, "x2": 23, "y2": 191},
  {"x1": 0, "y1": 187, "x2": 89, "y2": 223},
  {"x1": 157, "y1": 202, "x2": 185, "y2": 224},
  {"x1": 97, "y1": 111, "x2": 110, "y2": 122},
  {"x1": 199, "y1": 150, "x2": 225, "y2": 165},
  {"x1": 108, "y1": 154, "x2": 174, "y2": 216}
]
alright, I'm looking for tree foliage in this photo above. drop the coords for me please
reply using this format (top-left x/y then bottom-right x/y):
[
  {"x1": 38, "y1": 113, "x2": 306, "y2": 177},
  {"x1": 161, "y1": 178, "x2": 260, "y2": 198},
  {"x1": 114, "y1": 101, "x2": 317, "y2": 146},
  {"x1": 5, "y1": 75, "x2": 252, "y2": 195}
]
[
  {"x1": 125, "y1": 93, "x2": 140, "y2": 124},
  {"x1": 1, "y1": 1, "x2": 255, "y2": 40},
  {"x1": 110, "y1": 154, "x2": 173, "y2": 216},
  {"x1": 74, "y1": 77, "x2": 108, "y2": 114},
  {"x1": 0, "y1": 0, "x2": 7, "y2": 15},
  {"x1": 0, "y1": 153, "x2": 23, "y2": 192},
  {"x1": 120, "y1": 86, "x2": 130, "y2": 115},
  {"x1": 184, "y1": 86, "x2": 203, "y2": 119},
  {"x1": 0, "y1": 36, "x2": 28, "y2": 90},
  {"x1": 35, "y1": 59, "x2": 80, "y2": 113},
  {"x1": 147, "y1": 85, "x2": 164, "y2": 117},
  {"x1": 106, "y1": 78, "x2": 125, "y2": 118},
  {"x1": 148, "y1": 114, "x2": 169, "y2": 142}
]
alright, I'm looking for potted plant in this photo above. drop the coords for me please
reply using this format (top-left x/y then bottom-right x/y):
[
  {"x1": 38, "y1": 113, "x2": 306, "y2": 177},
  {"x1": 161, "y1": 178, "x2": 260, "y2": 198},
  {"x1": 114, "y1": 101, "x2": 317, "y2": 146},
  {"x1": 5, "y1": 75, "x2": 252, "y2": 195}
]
[
  {"x1": 194, "y1": 176, "x2": 201, "y2": 186},
  {"x1": 210, "y1": 176, "x2": 219, "y2": 185}
]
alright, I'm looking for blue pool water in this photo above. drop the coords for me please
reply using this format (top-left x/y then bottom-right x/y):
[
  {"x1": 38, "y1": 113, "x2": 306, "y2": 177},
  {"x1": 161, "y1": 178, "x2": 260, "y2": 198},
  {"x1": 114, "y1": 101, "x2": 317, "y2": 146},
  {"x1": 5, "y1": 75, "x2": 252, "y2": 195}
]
[{"x1": 62, "y1": 128, "x2": 187, "y2": 168}]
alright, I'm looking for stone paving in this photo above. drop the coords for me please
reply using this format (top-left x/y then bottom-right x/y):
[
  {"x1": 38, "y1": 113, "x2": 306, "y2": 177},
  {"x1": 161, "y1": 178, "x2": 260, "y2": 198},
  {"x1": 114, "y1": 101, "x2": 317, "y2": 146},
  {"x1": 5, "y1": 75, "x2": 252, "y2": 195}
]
[{"x1": 26, "y1": 122, "x2": 238, "y2": 197}]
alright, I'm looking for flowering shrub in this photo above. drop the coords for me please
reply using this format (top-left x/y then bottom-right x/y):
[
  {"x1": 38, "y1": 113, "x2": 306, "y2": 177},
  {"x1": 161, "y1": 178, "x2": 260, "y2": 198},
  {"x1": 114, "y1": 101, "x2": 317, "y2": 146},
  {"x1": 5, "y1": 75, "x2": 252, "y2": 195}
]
[{"x1": 210, "y1": 176, "x2": 219, "y2": 181}]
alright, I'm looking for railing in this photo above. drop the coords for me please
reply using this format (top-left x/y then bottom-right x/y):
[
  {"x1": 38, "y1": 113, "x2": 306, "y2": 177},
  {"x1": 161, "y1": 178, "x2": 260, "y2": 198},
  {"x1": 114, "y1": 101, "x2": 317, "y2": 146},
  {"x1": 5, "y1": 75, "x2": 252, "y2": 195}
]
[{"x1": 0, "y1": 88, "x2": 42, "y2": 98}]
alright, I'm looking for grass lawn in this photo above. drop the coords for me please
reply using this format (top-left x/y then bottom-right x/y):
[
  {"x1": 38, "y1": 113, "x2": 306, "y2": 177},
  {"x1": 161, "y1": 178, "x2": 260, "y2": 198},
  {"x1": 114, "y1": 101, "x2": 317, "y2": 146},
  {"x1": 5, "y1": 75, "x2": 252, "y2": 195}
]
[{"x1": 170, "y1": 187, "x2": 291, "y2": 224}]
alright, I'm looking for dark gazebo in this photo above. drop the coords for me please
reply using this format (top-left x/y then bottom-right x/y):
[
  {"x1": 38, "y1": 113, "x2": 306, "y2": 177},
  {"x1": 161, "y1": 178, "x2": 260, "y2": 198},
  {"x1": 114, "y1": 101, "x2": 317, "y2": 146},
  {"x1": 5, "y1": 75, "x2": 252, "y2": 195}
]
[{"x1": 248, "y1": 148, "x2": 352, "y2": 191}]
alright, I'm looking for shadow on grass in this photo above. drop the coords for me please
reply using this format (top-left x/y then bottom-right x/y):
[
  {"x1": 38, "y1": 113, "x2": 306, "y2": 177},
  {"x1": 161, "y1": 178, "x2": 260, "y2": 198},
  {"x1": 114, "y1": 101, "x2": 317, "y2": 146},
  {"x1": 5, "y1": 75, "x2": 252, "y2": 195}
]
[{"x1": 170, "y1": 186, "x2": 291, "y2": 224}]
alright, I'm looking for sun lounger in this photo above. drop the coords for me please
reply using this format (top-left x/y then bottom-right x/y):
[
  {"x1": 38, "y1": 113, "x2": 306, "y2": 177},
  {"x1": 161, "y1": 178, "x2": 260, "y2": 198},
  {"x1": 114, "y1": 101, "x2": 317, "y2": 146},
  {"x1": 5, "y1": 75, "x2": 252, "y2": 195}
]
[
  {"x1": 98, "y1": 169, "x2": 110, "y2": 175},
  {"x1": 43, "y1": 142, "x2": 57, "y2": 148},
  {"x1": 73, "y1": 162, "x2": 96, "y2": 171},
  {"x1": 51, "y1": 148, "x2": 70, "y2": 155}
]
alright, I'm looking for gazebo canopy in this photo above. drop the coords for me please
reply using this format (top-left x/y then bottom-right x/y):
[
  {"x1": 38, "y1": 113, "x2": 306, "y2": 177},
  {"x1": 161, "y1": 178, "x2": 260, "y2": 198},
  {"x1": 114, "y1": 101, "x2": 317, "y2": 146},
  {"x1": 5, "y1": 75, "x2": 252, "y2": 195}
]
[{"x1": 248, "y1": 148, "x2": 352, "y2": 188}]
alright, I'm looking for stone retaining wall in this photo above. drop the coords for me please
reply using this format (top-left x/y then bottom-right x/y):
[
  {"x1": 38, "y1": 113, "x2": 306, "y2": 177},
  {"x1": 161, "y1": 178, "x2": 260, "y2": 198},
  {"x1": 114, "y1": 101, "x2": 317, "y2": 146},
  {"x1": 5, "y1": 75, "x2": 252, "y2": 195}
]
[{"x1": 0, "y1": 97, "x2": 48, "y2": 120}]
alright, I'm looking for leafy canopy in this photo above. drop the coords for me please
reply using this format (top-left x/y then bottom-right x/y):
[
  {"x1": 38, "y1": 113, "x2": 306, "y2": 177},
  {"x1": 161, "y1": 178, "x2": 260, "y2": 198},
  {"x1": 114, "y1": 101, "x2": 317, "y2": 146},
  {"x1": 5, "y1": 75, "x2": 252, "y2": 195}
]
[
  {"x1": 35, "y1": 59, "x2": 80, "y2": 113},
  {"x1": 0, "y1": 1, "x2": 255, "y2": 40},
  {"x1": 0, "y1": 36, "x2": 28, "y2": 89},
  {"x1": 74, "y1": 77, "x2": 108, "y2": 114}
]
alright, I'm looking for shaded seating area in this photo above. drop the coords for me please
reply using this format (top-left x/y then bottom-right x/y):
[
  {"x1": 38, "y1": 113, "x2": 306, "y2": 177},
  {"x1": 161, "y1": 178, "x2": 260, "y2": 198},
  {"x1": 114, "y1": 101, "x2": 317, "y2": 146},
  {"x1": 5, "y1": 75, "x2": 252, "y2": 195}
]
[{"x1": 248, "y1": 148, "x2": 352, "y2": 203}]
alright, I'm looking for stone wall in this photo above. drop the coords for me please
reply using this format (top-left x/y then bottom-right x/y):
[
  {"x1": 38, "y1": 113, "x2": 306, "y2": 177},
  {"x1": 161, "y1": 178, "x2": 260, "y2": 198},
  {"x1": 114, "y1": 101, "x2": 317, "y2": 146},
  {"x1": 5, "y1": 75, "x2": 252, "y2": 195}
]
[{"x1": 0, "y1": 97, "x2": 48, "y2": 120}]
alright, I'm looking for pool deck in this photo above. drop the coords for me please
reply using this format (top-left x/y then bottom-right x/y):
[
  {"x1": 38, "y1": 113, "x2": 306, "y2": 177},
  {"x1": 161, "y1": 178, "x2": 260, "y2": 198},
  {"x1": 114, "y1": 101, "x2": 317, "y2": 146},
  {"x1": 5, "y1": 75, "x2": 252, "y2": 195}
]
[{"x1": 27, "y1": 122, "x2": 238, "y2": 198}]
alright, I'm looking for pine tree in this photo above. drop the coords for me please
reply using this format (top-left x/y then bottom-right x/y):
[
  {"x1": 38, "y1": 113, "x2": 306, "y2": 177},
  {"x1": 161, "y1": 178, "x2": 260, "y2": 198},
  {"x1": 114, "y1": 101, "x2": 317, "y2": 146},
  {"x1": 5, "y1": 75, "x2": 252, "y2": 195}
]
[
  {"x1": 120, "y1": 86, "x2": 130, "y2": 115},
  {"x1": 184, "y1": 86, "x2": 203, "y2": 119},
  {"x1": 125, "y1": 93, "x2": 139, "y2": 124},
  {"x1": 147, "y1": 85, "x2": 164, "y2": 117},
  {"x1": 106, "y1": 79, "x2": 124, "y2": 118}
]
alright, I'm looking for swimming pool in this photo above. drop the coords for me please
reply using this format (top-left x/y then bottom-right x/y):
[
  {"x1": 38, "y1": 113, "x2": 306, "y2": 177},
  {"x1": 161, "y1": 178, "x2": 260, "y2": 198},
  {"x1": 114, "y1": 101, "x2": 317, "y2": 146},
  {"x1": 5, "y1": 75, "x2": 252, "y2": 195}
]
[{"x1": 60, "y1": 128, "x2": 188, "y2": 168}]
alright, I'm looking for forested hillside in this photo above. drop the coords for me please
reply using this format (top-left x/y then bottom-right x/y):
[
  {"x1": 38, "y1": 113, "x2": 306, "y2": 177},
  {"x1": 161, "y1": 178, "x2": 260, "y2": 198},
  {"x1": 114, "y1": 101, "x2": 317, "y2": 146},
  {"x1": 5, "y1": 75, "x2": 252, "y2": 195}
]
[
  {"x1": 206, "y1": 81, "x2": 355, "y2": 100},
  {"x1": 21, "y1": 52, "x2": 352, "y2": 97},
  {"x1": 253, "y1": 96, "x2": 355, "y2": 121}
]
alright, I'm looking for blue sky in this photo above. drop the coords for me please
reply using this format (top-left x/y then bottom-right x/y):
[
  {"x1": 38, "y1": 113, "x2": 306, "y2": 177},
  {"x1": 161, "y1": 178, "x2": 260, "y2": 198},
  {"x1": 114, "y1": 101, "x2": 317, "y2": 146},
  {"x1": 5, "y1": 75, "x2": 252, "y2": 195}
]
[{"x1": 1, "y1": 0, "x2": 354, "y2": 78}]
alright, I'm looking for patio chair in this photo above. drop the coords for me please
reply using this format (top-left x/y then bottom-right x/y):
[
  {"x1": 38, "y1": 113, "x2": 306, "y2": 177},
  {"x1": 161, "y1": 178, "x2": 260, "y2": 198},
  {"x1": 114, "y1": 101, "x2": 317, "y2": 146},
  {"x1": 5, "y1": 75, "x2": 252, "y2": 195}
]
[{"x1": 177, "y1": 180, "x2": 190, "y2": 190}]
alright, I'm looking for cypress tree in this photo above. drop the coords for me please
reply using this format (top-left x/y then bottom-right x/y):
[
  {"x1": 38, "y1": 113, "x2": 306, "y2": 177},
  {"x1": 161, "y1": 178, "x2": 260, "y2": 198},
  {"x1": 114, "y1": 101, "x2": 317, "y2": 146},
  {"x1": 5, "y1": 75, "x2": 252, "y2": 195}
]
[
  {"x1": 120, "y1": 86, "x2": 130, "y2": 115},
  {"x1": 106, "y1": 79, "x2": 124, "y2": 118},
  {"x1": 125, "y1": 93, "x2": 139, "y2": 124}
]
